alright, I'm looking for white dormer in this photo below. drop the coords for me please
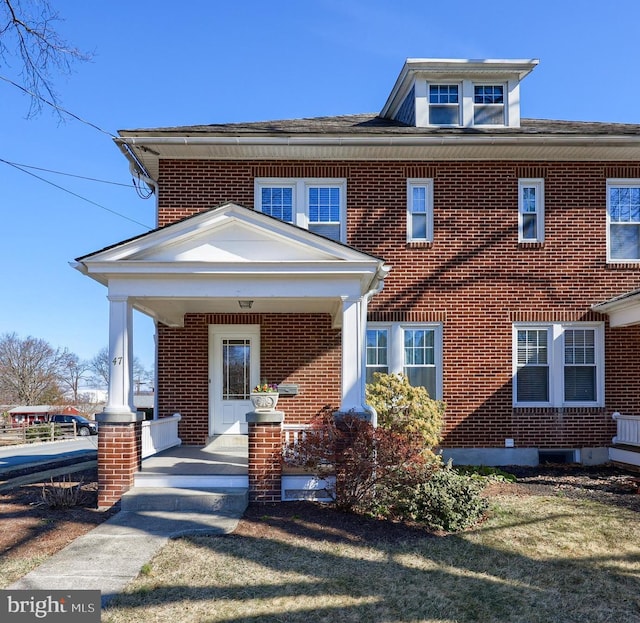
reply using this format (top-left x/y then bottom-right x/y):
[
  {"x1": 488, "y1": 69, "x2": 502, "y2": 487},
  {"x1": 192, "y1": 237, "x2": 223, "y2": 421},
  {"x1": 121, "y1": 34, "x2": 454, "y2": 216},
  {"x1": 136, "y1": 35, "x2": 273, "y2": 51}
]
[{"x1": 381, "y1": 58, "x2": 539, "y2": 129}]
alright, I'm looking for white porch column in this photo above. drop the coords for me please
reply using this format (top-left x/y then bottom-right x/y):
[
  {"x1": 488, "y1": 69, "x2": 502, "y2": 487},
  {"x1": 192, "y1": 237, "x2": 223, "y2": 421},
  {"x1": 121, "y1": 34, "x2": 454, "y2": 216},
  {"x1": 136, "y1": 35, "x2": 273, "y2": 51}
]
[
  {"x1": 339, "y1": 296, "x2": 367, "y2": 414},
  {"x1": 103, "y1": 294, "x2": 136, "y2": 416}
]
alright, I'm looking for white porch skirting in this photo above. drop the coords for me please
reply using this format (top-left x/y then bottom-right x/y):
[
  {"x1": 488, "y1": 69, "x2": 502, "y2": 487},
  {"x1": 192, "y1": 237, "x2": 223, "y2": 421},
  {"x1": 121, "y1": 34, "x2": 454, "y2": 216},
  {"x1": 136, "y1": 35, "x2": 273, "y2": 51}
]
[{"x1": 141, "y1": 413, "x2": 182, "y2": 459}]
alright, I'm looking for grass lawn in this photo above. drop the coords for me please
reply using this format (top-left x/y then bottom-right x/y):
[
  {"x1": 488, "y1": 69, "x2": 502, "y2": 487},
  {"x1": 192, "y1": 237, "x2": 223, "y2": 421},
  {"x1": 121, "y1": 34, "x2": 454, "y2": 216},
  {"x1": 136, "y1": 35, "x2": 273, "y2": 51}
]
[{"x1": 103, "y1": 487, "x2": 640, "y2": 623}]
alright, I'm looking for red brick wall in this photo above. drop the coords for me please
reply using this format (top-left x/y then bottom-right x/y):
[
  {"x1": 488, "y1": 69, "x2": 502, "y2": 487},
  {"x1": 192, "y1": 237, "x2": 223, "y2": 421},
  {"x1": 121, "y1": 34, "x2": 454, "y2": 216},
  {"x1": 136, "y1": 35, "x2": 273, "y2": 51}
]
[
  {"x1": 97, "y1": 422, "x2": 142, "y2": 508},
  {"x1": 157, "y1": 313, "x2": 341, "y2": 445},
  {"x1": 248, "y1": 421, "x2": 282, "y2": 502},
  {"x1": 157, "y1": 159, "x2": 640, "y2": 450}
]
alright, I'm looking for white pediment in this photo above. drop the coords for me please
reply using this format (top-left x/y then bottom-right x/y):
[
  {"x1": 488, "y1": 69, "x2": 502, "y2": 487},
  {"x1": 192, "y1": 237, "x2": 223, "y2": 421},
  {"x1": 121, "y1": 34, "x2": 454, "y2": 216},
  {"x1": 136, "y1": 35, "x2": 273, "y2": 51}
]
[
  {"x1": 74, "y1": 203, "x2": 390, "y2": 328},
  {"x1": 80, "y1": 203, "x2": 374, "y2": 265},
  {"x1": 133, "y1": 220, "x2": 338, "y2": 263}
]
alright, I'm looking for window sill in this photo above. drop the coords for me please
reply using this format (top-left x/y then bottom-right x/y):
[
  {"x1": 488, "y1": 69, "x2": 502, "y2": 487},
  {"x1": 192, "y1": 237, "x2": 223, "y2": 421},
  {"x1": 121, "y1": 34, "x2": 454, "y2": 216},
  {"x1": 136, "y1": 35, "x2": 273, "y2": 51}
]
[
  {"x1": 518, "y1": 241, "x2": 545, "y2": 249},
  {"x1": 406, "y1": 241, "x2": 433, "y2": 249},
  {"x1": 606, "y1": 261, "x2": 640, "y2": 269},
  {"x1": 513, "y1": 405, "x2": 604, "y2": 412}
]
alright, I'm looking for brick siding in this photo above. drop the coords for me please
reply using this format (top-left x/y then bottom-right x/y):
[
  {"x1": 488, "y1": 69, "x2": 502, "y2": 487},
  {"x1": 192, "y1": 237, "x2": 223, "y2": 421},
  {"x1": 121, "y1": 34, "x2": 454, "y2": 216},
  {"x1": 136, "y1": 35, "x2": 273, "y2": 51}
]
[
  {"x1": 248, "y1": 421, "x2": 282, "y2": 502},
  {"x1": 156, "y1": 159, "x2": 640, "y2": 450},
  {"x1": 97, "y1": 422, "x2": 142, "y2": 508},
  {"x1": 157, "y1": 313, "x2": 341, "y2": 445}
]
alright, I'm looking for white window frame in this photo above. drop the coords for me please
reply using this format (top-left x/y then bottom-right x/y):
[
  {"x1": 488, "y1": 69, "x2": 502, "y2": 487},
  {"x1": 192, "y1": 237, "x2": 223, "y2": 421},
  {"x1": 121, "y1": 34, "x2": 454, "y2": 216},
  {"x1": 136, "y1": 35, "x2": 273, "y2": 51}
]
[
  {"x1": 473, "y1": 83, "x2": 506, "y2": 127},
  {"x1": 428, "y1": 83, "x2": 461, "y2": 126},
  {"x1": 518, "y1": 179, "x2": 545, "y2": 243},
  {"x1": 606, "y1": 179, "x2": 640, "y2": 262},
  {"x1": 366, "y1": 323, "x2": 443, "y2": 399},
  {"x1": 254, "y1": 178, "x2": 347, "y2": 242},
  {"x1": 512, "y1": 322, "x2": 604, "y2": 408},
  {"x1": 407, "y1": 178, "x2": 434, "y2": 242}
]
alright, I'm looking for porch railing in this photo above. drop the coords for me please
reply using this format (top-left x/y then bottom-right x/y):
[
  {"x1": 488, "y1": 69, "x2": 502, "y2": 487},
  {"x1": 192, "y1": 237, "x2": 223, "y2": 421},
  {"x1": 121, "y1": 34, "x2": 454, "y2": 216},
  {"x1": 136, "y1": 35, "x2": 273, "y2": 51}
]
[
  {"x1": 612, "y1": 412, "x2": 640, "y2": 447},
  {"x1": 281, "y1": 423, "x2": 335, "y2": 502},
  {"x1": 282, "y1": 424, "x2": 312, "y2": 464},
  {"x1": 141, "y1": 413, "x2": 182, "y2": 459}
]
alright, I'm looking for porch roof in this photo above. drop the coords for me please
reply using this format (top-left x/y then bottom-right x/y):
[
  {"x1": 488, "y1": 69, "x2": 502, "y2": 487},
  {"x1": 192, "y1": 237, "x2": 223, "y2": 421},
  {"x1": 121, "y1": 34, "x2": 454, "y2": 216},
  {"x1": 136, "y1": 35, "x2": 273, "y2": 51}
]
[
  {"x1": 592, "y1": 287, "x2": 640, "y2": 327},
  {"x1": 72, "y1": 202, "x2": 390, "y2": 327}
]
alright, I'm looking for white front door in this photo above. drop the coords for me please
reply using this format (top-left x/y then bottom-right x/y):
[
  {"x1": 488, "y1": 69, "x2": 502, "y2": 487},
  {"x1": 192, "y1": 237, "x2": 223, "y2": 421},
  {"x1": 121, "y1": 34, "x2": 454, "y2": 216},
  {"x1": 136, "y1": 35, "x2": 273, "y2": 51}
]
[{"x1": 210, "y1": 325, "x2": 260, "y2": 435}]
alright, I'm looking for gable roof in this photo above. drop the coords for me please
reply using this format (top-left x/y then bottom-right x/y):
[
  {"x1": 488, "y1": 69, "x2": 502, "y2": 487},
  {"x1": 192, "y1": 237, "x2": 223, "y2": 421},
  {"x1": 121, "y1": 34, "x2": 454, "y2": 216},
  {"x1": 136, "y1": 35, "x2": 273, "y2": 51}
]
[
  {"x1": 73, "y1": 202, "x2": 390, "y2": 327},
  {"x1": 75, "y1": 201, "x2": 384, "y2": 266}
]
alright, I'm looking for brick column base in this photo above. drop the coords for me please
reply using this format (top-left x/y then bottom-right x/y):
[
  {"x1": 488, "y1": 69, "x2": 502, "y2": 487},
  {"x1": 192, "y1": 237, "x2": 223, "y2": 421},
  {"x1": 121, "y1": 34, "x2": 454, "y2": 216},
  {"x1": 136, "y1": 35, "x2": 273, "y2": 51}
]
[
  {"x1": 247, "y1": 411, "x2": 284, "y2": 503},
  {"x1": 96, "y1": 413, "x2": 143, "y2": 509}
]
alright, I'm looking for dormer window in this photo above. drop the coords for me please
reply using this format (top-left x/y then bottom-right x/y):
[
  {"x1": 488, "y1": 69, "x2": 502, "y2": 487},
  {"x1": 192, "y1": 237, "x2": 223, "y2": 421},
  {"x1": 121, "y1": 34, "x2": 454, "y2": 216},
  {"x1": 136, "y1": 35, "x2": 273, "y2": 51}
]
[
  {"x1": 381, "y1": 58, "x2": 538, "y2": 129},
  {"x1": 429, "y1": 84, "x2": 459, "y2": 125},
  {"x1": 474, "y1": 85, "x2": 504, "y2": 125}
]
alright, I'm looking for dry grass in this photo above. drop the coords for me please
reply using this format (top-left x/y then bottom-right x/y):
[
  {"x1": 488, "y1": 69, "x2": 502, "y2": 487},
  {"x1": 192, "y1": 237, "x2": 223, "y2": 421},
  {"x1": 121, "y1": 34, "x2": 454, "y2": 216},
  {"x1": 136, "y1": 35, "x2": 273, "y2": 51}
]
[{"x1": 103, "y1": 490, "x2": 640, "y2": 623}]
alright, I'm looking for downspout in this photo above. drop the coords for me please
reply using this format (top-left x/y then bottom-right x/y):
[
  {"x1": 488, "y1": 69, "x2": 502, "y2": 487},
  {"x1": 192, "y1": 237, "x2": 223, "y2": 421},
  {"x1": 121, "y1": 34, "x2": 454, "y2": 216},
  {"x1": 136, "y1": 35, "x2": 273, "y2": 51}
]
[
  {"x1": 114, "y1": 138, "x2": 159, "y2": 215},
  {"x1": 360, "y1": 263, "x2": 391, "y2": 427}
]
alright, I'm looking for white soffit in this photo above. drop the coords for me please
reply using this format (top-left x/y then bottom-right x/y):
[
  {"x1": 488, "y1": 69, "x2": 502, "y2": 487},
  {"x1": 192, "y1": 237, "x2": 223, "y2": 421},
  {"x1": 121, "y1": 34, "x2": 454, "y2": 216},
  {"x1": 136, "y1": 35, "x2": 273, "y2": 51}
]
[
  {"x1": 122, "y1": 139, "x2": 640, "y2": 180},
  {"x1": 592, "y1": 290, "x2": 640, "y2": 327}
]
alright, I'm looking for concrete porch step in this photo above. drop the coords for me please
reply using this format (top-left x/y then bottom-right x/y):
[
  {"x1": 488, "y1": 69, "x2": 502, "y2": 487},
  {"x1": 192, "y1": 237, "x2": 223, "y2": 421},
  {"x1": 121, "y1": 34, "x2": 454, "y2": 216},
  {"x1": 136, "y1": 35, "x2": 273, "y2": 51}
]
[
  {"x1": 134, "y1": 472, "x2": 249, "y2": 489},
  {"x1": 122, "y1": 486, "x2": 249, "y2": 514}
]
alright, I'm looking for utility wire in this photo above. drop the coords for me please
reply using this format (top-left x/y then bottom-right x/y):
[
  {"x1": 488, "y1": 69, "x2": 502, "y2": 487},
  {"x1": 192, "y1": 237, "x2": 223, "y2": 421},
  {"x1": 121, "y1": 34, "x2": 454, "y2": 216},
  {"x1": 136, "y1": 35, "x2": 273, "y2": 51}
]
[
  {"x1": 0, "y1": 73, "x2": 115, "y2": 137},
  {"x1": 1, "y1": 74, "x2": 156, "y2": 217},
  {"x1": 0, "y1": 159, "x2": 137, "y2": 188},
  {"x1": 0, "y1": 158, "x2": 152, "y2": 230}
]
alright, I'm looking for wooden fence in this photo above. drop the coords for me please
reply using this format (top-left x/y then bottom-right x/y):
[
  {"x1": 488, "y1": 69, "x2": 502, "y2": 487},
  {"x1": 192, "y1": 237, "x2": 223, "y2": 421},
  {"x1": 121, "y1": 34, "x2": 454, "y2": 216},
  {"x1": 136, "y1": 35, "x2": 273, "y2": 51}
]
[{"x1": 0, "y1": 423, "x2": 83, "y2": 446}]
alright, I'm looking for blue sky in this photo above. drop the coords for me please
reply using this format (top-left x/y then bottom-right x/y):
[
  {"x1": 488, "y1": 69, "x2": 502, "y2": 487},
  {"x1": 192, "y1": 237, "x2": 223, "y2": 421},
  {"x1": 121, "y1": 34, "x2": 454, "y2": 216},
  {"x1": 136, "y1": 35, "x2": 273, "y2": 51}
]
[{"x1": 1, "y1": 0, "x2": 640, "y2": 376}]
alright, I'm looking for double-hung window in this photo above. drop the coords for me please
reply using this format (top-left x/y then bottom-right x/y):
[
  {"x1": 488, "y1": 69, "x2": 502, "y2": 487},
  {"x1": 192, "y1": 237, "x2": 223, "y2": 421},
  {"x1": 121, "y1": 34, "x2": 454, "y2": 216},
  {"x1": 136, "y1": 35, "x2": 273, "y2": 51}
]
[
  {"x1": 429, "y1": 84, "x2": 459, "y2": 125},
  {"x1": 513, "y1": 323, "x2": 603, "y2": 407},
  {"x1": 607, "y1": 180, "x2": 640, "y2": 261},
  {"x1": 365, "y1": 328, "x2": 388, "y2": 384},
  {"x1": 366, "y1": 324, "x2": 443, "y2": 399},
  {"x1": 407, "y1": 179, "x2": 434, "y2": 242},
  {"x1": 255, "y1": 178, "x2": 346, "y2": 242},
  {"x1": 518, "y1": 179, "x2": 545, "y2": 242},
  {"x1": 474, "y1": 85, "x2": 505, "y2": 125}
]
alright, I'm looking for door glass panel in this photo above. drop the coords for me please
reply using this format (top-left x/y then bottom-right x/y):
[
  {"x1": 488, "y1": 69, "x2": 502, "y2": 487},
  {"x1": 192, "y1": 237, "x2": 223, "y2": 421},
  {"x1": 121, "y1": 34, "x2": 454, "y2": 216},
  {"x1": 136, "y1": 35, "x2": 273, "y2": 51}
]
[{"x1": 222, "y1": 339, "x2": 251, "y2": 400}]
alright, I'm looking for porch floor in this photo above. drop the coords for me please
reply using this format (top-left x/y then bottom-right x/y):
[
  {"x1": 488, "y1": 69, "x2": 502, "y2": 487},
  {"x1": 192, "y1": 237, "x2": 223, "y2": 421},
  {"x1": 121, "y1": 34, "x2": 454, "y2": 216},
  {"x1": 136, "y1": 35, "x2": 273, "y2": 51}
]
[{"x1": 140, "y1": 443, "x2": 247, "y2": 477}]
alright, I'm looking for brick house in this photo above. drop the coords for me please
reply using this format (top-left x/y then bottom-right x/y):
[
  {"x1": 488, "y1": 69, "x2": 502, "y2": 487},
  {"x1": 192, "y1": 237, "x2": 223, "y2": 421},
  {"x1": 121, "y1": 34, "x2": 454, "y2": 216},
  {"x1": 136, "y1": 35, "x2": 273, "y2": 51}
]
[{"x1": 74, "y1": 58, "x2": 640, "y2": 506}]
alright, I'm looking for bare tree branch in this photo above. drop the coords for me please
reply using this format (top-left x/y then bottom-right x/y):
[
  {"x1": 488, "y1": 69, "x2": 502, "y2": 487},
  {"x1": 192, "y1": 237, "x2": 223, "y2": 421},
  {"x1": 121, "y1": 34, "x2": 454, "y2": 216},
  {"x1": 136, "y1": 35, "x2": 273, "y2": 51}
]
[
  {"x1": 0, "y1": 0, "x2": 90, "y2": 117},
  {"x1": 57, "y1": 350, "x2": 91, "y2": 403},
  {"x1": 0, "y1": 332, "x2": 66, "y2": 404}
]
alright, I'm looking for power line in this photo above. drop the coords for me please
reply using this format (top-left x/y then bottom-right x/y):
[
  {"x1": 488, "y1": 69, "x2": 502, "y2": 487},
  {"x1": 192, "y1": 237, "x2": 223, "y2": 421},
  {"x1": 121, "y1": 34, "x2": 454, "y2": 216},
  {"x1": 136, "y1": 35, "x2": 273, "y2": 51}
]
[
  {"x1": 0, "y1": 159, "x2": 137, "y2": 188},
  {"x1": 0, "y1": 158, "x2": 152, "y2": 230},
  {"x1": 0, "y1": 73, "x2": 115, "y2": 137}
]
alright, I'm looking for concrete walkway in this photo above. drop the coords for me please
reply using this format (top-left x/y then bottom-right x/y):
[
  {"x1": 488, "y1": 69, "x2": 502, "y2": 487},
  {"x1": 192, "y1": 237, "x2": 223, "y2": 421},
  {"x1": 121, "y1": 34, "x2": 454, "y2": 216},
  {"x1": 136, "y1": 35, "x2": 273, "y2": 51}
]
[{"x1": 8, "y1": 507, "x2": 243, "y2": 607}]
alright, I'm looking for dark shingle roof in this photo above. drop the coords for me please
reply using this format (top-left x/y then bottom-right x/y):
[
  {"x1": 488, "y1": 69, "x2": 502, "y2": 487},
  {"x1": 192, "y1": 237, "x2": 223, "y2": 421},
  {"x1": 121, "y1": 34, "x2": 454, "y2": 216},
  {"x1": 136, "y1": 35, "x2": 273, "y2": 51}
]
[{"x1": 119, "y1": 114, "x2": 640, "y2": 137}]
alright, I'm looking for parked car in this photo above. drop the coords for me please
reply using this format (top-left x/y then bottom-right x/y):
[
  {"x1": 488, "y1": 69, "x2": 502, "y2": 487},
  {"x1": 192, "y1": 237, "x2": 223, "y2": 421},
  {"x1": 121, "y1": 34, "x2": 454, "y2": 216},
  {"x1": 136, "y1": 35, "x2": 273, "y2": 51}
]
[{"x1": 49, "y1": 414, "x2": 98, "y2": 436}]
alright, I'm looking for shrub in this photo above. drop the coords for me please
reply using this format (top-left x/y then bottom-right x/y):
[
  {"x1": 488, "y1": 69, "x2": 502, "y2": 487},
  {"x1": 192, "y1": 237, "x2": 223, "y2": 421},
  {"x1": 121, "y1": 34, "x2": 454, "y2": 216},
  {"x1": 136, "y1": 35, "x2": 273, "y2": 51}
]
[
  {"x1": 403, "y1": 464, "x2": 489, "y2": 532},
  {"x1": 25, "y1": 425, "x2": 46, "y2": 442},
  {"x1": 453, "y1": 465, "x2": 517, "y2": 483},
  {"x1": 284, "y1": 412, "x2": 436, "y2": 512},
  {"x1": 366, "y1": 372, "x2": 445, "y2": 455},
  {"x1": 41, "y1": 475, "x2": 85, "y2": 508}
]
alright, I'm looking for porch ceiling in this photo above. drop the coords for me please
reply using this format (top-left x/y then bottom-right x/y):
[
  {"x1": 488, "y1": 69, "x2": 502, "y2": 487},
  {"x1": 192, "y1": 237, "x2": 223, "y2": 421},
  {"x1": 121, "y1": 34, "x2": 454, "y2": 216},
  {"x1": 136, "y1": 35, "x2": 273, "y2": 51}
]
[{"x1": 131, "y1": 296, "x2": 342, "y2": 327}]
